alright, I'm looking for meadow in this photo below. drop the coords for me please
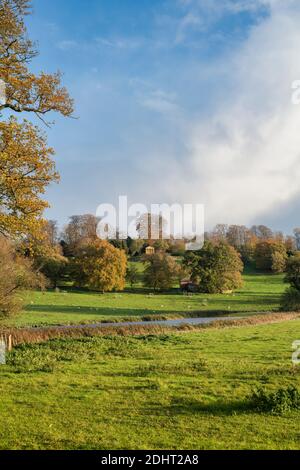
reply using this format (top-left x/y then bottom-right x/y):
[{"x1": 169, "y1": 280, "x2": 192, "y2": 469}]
[
  {"x1": 0, "y1": 268, "x2": 286, "y2": 328},
  {"x1": 0, "y1": 319, "x2": 300, "y2": 450}
]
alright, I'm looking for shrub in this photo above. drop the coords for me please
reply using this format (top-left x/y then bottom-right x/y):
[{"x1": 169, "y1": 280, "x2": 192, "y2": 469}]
[{"x1": 250, "y1": 386, "x2": 300, "y2": 414}]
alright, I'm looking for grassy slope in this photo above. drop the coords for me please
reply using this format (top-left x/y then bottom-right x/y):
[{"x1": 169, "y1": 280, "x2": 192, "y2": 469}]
[
  {"x1": 1, "y1": 269, "x2": 286, "y2": 327},
  {"x1": 0, "y1": 319, "x2": 300, "y2": 450}
]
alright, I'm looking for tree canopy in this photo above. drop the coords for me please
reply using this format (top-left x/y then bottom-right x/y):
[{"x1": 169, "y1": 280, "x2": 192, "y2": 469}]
[
  {"x1": 0, "y1": 0, "x2": 73, "y2": 240},
  {"x1": 183, "y1": 241, "x2": 244, "y2": 294}
]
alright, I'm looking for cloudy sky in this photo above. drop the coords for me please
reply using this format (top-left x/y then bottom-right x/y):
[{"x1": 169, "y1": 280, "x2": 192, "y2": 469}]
[{"x1": 26, "y1": 0, "x2": 300, "y2": 232}]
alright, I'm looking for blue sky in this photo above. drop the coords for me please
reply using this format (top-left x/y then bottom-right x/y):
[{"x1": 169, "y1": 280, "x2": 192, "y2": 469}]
[{"x1": 22, "y1": 0, "x2": 300, "y2": 232}]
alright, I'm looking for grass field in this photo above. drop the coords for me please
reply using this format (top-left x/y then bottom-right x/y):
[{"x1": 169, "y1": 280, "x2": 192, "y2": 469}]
[
  {"x1": 0, "y1": 269, "x2": 286, "y2": 327},
  {"x1": 0, "y1": 319, "x2": 300, "y2": 450}
]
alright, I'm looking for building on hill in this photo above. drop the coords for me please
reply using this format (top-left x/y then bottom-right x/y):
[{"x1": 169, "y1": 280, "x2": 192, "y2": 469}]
[{"x1": 145, "y1": 246, "x2": 155, "y2": 256}]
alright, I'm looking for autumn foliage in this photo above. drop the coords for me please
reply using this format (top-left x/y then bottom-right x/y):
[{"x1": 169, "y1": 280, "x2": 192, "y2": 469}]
[
  {"x1": 0, "y1": 118, "x2": 58, "y2": 238},
  {"x1": 0, "y1": 0, "x2": 73, "y2": 240},
  {"x1": 72, "y1": 240, "x2": 127, "y2": 293},
  {"x1": 0, "y1": 237, "x2": 44, "y2": 317}
]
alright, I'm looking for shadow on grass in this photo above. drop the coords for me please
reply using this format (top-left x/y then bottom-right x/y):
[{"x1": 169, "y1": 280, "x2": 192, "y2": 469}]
[
  {"x1": 23, "y1": 304, "x2": 250, "y2": 318},
  {"x1": 55, "y1": 287, "x2": 184, "y2": 296},
  {"x1": 150, "y1": 398, "x2": 254, "y2": 417},
  {"x1": 24, "y1": 305, "x2": 155, "y2": 317}
]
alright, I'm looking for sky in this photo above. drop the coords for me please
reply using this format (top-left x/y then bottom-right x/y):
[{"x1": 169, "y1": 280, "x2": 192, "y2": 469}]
[{"x1": 21, "y1": 0, "x2": 300, "y2": 233}]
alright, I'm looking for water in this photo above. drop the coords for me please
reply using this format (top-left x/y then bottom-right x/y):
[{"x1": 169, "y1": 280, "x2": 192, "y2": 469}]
[{"x1": 34, "y1": 316, "x2": 240, "y2": 331}]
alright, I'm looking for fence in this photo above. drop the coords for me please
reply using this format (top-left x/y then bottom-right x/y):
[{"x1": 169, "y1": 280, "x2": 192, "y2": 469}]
[{"x1": 0, "y1": 335, "x2": 12, "y2": 365}]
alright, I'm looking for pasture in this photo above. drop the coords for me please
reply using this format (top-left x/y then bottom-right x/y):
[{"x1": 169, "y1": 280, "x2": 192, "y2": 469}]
[
  {"x1": 0, "y1": 319, "x2": 299, "y2": 450},
  {"x1": 0, "y1": 268, "x2": 286, "y2": 328}
]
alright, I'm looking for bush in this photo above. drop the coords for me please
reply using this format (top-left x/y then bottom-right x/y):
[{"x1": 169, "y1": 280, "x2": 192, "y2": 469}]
[
  {"x1": 250, "y1": 386, "x2": 300, "y2": 414},
  {"x1": 280, "y1": 287, "x2": 300, "y2": 311}
]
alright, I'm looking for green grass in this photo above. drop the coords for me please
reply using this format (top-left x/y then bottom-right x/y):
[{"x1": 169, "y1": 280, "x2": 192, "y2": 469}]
[
  {"x1": 1, "y1": 268, "x2": 286, "y2": 327},
  {"x1": 0, "y1": 319, "x2": 300, "y2": 449}
]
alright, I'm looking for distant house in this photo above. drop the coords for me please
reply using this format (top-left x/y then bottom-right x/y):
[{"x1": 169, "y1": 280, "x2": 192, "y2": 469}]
[{"x1": 145, "y1": 246, "x2": 155, "y2": 256}]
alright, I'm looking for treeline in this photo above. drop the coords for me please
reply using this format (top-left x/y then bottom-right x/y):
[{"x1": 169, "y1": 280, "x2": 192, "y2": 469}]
[
  {"x1": 33, "y1": 216, "x2": 300, "y2": 296},
  {"x1": 205, "y1": 224, "x2": 300, "y2": 273},
  {"x1": 2, "y1": 214, "x2": 300, "y2": 318},
  {"x1": 48, "y1": 216, "x2": 300, "y2": 269}
]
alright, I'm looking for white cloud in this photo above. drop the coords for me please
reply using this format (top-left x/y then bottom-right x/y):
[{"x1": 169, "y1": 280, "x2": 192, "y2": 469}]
[
  {"x1": 140, "y1": 0, "x2": 300, "y2": 227},
  {"x1": 57, "y1": 39, "x2": 78, "y2": 51},
  {"x1": 171, "y1": 0, "x2": 273, "y2": 45},
  {"x1": 96, "y1": 37, "x2": 143, "y2": 50},
  {"x1": 139, "y1": 89, "x2": 179, "y2": 116}
]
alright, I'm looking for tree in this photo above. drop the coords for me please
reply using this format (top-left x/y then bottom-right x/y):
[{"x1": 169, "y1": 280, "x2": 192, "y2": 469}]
[
  {"x1": 126, "y1": 237, "x2": 145, "y2": 257},
  {"x1": 36, "y1": 253, "x2": 68, "y2": 289},
  {"x1": 0, "y1": 0, "x2": 73, "y2": 120},
  {"x1": 227, "y1": 225, "x2": 249, "y2": 249},
  {"x1": 251, "y1": 225, "x2": 273, "y2": 240},
  {"x1": 254, "y1": 240, "x2": 287, "y2": 272},
  {"x1": 183, "y1": 241, "x2": 243, "y2": 294},
  {"x1": 239, "y1": 233, "x2": 257, "y2": 264},
  {"x1": 168, "y1": 239, "x2": 186, "y2": 256},
  {"x1": 285, "y1": 235, "x2": 297, "y2": 255},
  {"x1": 62, "y1": 215, "x2": 99, "y2": 256},
  {"x1": 281, "y1": 254, "x2": 300, "y2": 311},
  {"x1": 44, "y1": 220, "x2": 59, "y2": 247},
  {"x1": 126, "y1": 264, "x2": 139, "y2": 288},
  {"x1": 0, "y1": 0, "x2": 73, "y2": 239},
  {"x1": 143, "y1": 252, "x2": 180, "y2": 291},
  {"x1": 284, "y1": 254, "x2": 300, "y2": 291},
  {"x1": 153, "y1": 239, "x2": 170, "y2": 252},
  {"x1": 212, "y1": 224, "x2": 228, "y2": 242},
  {"x1": 0, "y1": 236, "x2": 43, "y2": 317},
  {"x1": 0, "y1": 118, "x2": 58, "y2": 238},
  {"x1": 294, "y1": 229, "x2": 300, "y2": 251},
  {"x1": 73, "y1": 240, "x2": 127, "y2": 293},
  {"x1": 271, "y1": 250, "x2": 287, "y2": 274}
]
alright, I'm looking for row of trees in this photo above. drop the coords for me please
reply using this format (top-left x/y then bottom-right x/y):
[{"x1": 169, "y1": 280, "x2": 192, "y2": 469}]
[
  {"x1": 16, "y1": 215, "x2": 300, "y2": 295},
  {"x1": 38, "y1": 216, "x2": 300, "y2": 274},
  {"x1": 207, "y1": 224, "x2": 300, "y2": 272},
  {"x1": 127, "y1": 242, "x2": 243, "y2": 293}
]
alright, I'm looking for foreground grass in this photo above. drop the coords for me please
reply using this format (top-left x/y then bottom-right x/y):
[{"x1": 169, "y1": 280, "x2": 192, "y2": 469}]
[
  {"x1": 1, "y1": 270, "x2": 286, "y2": 327},
  {"x1": 0, "y1": 319, "x2": 300, "y2": 450}
]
